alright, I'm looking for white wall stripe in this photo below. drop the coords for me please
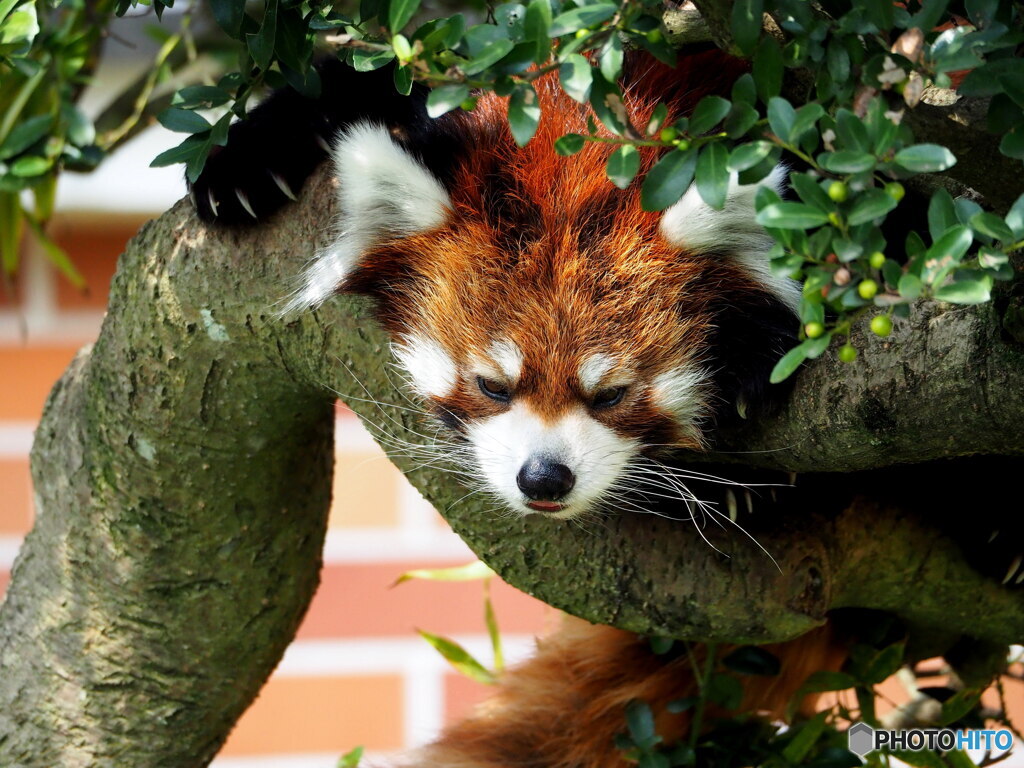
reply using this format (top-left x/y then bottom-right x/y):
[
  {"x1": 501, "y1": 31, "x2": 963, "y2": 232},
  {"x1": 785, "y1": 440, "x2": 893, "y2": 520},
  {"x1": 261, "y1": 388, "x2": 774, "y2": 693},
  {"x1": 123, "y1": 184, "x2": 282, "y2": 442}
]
[
  {"x1": 0, "y1": 423, "x2": 35, "y2": 456},
  {"x1": 275, "y1": 635, "x2": 537, "y2": 679}
]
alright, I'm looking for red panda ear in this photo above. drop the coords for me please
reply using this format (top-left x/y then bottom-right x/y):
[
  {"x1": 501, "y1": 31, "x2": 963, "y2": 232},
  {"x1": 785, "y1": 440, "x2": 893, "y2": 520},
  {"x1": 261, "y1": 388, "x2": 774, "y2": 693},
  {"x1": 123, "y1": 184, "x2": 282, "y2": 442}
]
[
  {"x1": 660, "y1": 166, "x2": 801, "y2": 314},
  {"x1": 279, "y1": 121, "x2": 452, "y2": 314}
]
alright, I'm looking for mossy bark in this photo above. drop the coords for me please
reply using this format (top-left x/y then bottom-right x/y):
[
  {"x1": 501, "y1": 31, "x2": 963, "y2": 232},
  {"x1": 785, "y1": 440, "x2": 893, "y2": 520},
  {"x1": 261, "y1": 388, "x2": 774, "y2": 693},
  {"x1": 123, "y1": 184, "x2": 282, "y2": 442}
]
[{"x1": 0, "y1": 165, "x2": 1022, "y2": 764}]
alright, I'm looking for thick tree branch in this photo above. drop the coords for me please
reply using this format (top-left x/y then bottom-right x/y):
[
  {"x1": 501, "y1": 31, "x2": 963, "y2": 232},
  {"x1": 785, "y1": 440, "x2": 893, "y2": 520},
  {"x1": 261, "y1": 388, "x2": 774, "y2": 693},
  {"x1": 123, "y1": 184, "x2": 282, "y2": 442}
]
[{"x1": 1, "y1": 168, "x2": 1021, "y2": 763}]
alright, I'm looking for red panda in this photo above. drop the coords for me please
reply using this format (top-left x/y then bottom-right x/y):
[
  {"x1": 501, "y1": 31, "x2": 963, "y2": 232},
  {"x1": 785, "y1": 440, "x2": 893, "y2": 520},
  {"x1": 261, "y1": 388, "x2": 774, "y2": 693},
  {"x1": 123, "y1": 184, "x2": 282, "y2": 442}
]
[{"x1": 191, "y1": 47, "x2": 844, "y2": 765}]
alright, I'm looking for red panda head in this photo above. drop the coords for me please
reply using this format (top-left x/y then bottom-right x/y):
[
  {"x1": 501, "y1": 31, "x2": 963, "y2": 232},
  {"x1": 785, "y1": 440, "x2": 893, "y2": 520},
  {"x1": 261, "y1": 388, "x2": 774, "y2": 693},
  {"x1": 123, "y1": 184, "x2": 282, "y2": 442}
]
[{"x1": 287, "y1": 51, "x2": 800, "y2": 519}]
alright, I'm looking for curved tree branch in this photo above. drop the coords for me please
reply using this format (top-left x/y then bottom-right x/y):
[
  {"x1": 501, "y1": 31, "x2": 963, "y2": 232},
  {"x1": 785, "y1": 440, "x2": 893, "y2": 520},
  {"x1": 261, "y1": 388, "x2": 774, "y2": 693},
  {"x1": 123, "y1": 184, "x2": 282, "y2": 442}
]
[{"x1": 0, "y1": 164, "x2": 1021, "y2": 762}]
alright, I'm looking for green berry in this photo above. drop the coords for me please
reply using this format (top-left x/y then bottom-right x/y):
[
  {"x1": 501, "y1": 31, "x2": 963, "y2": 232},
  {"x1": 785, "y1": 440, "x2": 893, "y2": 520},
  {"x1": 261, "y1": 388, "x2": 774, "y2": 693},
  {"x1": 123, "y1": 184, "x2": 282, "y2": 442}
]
[
  {"x1": 885, "y1": 182, "x2": 905, "y2": 202},
  {"x1": 805, "y1": 322, "x2": 825, "y2": 339},
  {"x1": 659, "y1": 127, "x2": 678, "y2": 143},
  {"x1": 858, "y1": 279, "x2": 879, "y2": 300},
  {"x1": 672, "y1": 138, "x2": 690, "y2": 150},
  {"x1": 870, "y1": 314, "x2": 893, "y2": 337},
  {"x1": 646, "y1": 28, "x2": 663, "y2": 43},
  {"x1": 839, "y1": 344, "x2": 857, "y2": 363},
  {"x1": 574, "y1": 29, "x2": 588, "y2": 38},
  {"x1": 827, "y1": 181, "x2": 848, "y2": 203},
  {"x1": 460, "y1": 97, "x2": 477, "y2": 111},
  {"x1": 828, "y1": 212, "x2": 842, "y2": 228},
  {"x1": 869, "y1": 251, "x2": 886, "y2": 269}
]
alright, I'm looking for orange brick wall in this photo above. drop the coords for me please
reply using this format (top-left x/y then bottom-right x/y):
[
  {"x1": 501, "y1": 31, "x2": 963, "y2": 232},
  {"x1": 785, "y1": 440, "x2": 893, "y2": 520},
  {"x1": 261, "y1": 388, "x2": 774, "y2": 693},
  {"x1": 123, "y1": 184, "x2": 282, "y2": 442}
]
[{"x1": 0, "y1": 214, "x2": 551, "y2": 768}]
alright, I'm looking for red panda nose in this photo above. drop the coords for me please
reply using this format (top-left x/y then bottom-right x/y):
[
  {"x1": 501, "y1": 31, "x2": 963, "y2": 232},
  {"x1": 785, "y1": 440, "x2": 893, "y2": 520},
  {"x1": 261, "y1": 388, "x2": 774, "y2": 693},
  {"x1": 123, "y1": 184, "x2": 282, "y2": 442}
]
[{"x1": 517, "y1": 457, "x2": 575, "y2": 502}]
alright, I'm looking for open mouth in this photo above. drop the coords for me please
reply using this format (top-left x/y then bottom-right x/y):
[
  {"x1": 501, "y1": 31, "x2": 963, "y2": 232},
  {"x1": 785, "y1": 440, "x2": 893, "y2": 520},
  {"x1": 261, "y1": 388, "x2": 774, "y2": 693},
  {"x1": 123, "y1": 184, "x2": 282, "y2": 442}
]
[{"x1": 526, "y1": 501, "x2": 566, "y2": 513}]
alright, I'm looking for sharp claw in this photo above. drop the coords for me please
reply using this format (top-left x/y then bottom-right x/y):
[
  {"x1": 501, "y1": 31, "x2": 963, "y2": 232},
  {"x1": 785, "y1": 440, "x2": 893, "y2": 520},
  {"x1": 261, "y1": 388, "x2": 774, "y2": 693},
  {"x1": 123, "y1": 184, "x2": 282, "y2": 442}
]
[
  {"x1": 989, "y1": 530, "x2": 1000, "y2": 544},
  {"x1": 770, "y1": 488, "x2": 777, "y2": 503},
  {"x1": 236, "y1": 188, "x2": 258, "y2": 220},
  {"x1": 744, "y1": 489, "x2": 754, "y2": 515},
  {"x1": 316, "y1": 134, "x2": 331, "y2": 153},
  {"x1": 207, "y1": 189, "x2": 219, "y2": 217},
  {"x1": 726, "y1": 489, "x2": 737, "y2": 523},
  {"x1": 736, "y1": 396, "x2": 748, "y2": 420},
  {"x1": 189, "y1": 189, "x2": 197, "y2": 209},
  {"x1": 271, "y1": 172, "x2": 298, "y2": 202},
  {"x1": 1016, "y1": 569, "x2": 1024, "y2": 586},
  {"x1": 787, "y1": 471, "x2": 798, "y2": 486},
  {"x1": 1003, "y1": 554, "x2": 1022, "y2": 585}
]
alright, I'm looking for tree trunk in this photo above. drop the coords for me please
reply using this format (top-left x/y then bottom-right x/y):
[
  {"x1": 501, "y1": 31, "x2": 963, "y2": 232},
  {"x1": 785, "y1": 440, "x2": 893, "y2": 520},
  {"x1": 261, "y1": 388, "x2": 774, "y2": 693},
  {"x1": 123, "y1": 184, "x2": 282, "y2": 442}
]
[{"x1": 0, "y1": 160, "x2": 1022, "y2": 763}]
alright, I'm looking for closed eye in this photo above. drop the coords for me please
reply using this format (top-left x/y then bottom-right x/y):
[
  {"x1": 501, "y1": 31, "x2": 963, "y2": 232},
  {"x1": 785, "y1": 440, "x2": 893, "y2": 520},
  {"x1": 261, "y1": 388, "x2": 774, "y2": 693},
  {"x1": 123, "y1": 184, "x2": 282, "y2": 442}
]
[
  {"x1": 592, "y1": 386, "x2": 626, "y2": 409},
  {"x1": 477, "y1": 376, "x2": 512, "y2": 403}
]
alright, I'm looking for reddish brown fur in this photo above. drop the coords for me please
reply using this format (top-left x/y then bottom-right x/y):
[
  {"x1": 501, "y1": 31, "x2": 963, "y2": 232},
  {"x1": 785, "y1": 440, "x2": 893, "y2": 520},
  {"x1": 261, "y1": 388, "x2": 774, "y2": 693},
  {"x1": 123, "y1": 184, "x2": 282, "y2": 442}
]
[
  {"x1": 347, "y1": 50, "x2": 772, "y2": 447},
  {"x1": 399, "y1": 617, "x2": 846, "y2": 768}
]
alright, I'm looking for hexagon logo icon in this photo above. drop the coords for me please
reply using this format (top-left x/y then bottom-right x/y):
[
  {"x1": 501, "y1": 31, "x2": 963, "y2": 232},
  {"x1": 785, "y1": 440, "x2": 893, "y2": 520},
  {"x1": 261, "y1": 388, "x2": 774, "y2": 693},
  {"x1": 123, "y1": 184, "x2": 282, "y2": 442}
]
[{"x1": 848, "y1": 722, "x2": 875, "y2": 757}]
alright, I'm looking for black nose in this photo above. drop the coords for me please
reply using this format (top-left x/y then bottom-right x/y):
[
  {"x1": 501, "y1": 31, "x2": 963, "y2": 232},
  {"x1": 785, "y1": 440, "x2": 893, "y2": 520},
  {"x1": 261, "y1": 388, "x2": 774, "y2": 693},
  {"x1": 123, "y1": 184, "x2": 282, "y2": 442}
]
[{"x1": 516, "y1": 457, "x2": 575, "y2": 501}]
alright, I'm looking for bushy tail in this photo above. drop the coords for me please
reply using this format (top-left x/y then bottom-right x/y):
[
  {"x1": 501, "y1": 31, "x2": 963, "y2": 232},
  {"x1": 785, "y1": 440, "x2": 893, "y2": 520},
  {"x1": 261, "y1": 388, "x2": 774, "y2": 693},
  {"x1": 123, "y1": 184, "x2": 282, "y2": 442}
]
[{"x1": 399, "y1": 617, "x2": 845, "y2": 768}]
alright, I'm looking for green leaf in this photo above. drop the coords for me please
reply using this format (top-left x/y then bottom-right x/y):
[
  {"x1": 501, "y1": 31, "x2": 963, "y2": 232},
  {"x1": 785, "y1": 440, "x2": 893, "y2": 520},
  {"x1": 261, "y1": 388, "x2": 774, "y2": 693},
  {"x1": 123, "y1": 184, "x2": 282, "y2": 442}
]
[
  {"x1": 939, "y1": 688, "x2": 982, "y2": 725},
  {"x1": 752, "y1": 36, "x2": 783, "y2": 102},
  {"x1": 859, "y1": 642, "x2": 904, "y2": 685},
  {"x1": 24, "y1": 214, "x2": 84, "y2": 288},
  {"x1": 798, "y1": 670, "x2": 857, "y2": 692},
  {"x1": 695, "y1": 143, "x2": 729, "y2": 210},
  {"x1": 755, "y1": 202, "x2": 829, "y2": 229},
  {"x1": 484, "y1": 583, "x2": 503, "y2": 673},
  {"x1": 970, "y1": 212, "x2": 1014, "y2": 242},
  {"x1": 782, "y1": 711, "x2": 828, "y2": 763},
  {"x1": 926, "y1": 225, "x2": 973, "y2": 265},
  {"x1": 731, "y1": 73, "x2": 756, "y2": 106},
  {"x1": 1000, "y1": 126, "x2": 1024, "y2": 160},
  {"x1": 688, "y1": 96, "x2": 730, "y2": 136},
  {"x1": 728, "y1": 141, "x2": 772, "y2": 172},
  {"x1": 463, "y1": 36, "x2": 514, "y2": 75},
  {"x1": 898, "y1": 273, "x2": 922, "y2": 300},
  {"x1": 393, "y1": 560, "x2": 495, "y2": 585},
  {"x1": 599, "y1": 33, "x2": 623, "y2": 83},
  {"x1": 767, "y1": 96, "x2": 795, "y2": 141},
  {"x1": 706, "y1": 673, "x2": 743, "y2": 710},
  {"x1": 549, "y1": 3, "x2": 616, "y2": 36},
  {"x1": 524, "y1": 0, "x2": 551, "y2": 62},
  {"x1": 789, "y1": 102, "x2": 824, "y2": 143},
  {"x1": 835, "y1": 109, "x2": 869, "y2": 152},
  {"x1": 722, "y1": 646, "x2": 781, "y2": 676},
  {"x1": 417, "y1": 629, "x2": 497, "y2": 684},
  {"x1": 819, "y1": 150, "x2": 876, "y2": 174},
  {"x1": 928, "y1": 188, "x2": 957, "y2": 240},
  {"x1": 337, "y1": 746, "x2": 364, "y2": 768},
  {"x1": 723, "y1": 102, "x2": 759, "y2": 138},
  {"x1": 150, "y1": 133, "x2": 207, "y2": 168},
  {"x1": 607, "y1": 145, "x2": 639, "y2": 189},
  {"x1": 172, "y1": 86, "x2": 231, "y2": 110},
  {"x1": 935, "y1": 277, "x2": 992, "y2": 304},
  {"x1": 847, "y1": 189, "x2": 897, "y2": 226},
  {"x1": 0, "y1": 0, "x2": 37, "y2": 47},
  {"x1": 209, "y1": 0, "x2": 246, "y2": 36},
  {"x1": 344, "y1": 47, "x2": 394, "y2": 75},
  {"x1": 387, "y1": 0, "x2": 418, "y2": 30},
  {"x1": 641, "y1": 148, "x2": 697, "y2": 211},
  {"x1": 1005, "y1": 192, "x2": 1024, "y2": 238},
  {"x1": 894, "y1": 143, "x2": 957, "y2": 172},
  {"x1": 10, "y1": 154, "x2": 51, "y2": 176},
  {"x1": 789, "y1": 173, "x2": 833, "y2": 212},
  {"x1": 589, "y1": 72, "x2": 628, "y2": 135},
  {"x1": 508, "y1": 85, "x2": 541, "y2": 146},
  {"x1": 770, "y1": 341, "x2": 810, "y2": 383},
  {"x1": 555, "y1": 133, "x2": 586, "y2": 155},
  {"x1": 826, "y1": 37, "x2": 850, "y2": 84},
  {"x1": 559, "y1": 54, "x2": 592, "y2": 103},
  {"x1": 393, "y1": 64, "x2": 413, "y2": 95},
  {"x1": 427, "y1": 84, "x2": 470, "y2": 118},
  {"x1": 157, "y1": 108, "x2": 212, "y2": 133},
  {"x1": 730, "y1": 0, "x2": 763, "y2": 55},
  {"x1": 625, "y1": 699, "x2": 659, "y2": 749},
  {"x1": 0, "y1": 114, "x2": 51, "y2": 159},
  {"x1": 246, "y1": 0, "x2": 278, "y2": 70}
]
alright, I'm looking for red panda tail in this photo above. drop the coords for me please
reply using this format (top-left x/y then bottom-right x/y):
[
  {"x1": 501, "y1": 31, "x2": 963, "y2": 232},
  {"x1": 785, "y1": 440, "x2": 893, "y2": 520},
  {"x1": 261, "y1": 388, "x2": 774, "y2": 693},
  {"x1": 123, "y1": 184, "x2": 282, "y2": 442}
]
[{"x1": 399, "y1": 617, "x2": 846, "y2": 768}]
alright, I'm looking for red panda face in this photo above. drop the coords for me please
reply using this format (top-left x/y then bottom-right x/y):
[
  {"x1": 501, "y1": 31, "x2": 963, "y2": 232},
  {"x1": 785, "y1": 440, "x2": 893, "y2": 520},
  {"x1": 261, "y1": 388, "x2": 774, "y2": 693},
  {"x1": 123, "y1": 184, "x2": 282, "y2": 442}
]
[{"x1": 283, "y1": 67, "x2": 800, "y2": 520}]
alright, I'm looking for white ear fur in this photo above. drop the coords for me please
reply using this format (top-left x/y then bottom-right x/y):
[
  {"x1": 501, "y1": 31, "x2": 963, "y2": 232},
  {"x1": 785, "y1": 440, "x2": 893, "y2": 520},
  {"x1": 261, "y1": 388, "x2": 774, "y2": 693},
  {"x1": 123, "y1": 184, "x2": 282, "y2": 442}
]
[
  {"x1": 659, "y1": 166, "x2": 800, "y2": 314},
  {"x1": 279, "y1": 122, "x2": 451, "y2": 314}
]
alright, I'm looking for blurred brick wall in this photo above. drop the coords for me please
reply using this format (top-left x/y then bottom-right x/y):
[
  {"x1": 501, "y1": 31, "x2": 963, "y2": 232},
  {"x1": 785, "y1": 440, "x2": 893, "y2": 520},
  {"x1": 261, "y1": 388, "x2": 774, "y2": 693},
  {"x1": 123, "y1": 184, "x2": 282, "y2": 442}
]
[{"x1": 0, "y1": 213, "x2": 551, "y2": 768}]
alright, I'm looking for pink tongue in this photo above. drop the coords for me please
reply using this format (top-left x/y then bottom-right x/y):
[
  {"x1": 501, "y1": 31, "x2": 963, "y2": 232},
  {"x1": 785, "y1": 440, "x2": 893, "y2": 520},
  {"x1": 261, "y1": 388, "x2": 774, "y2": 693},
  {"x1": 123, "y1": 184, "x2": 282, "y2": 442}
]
[{"x1": 528, "y1": 501, "x2": 563, "y2": 512}]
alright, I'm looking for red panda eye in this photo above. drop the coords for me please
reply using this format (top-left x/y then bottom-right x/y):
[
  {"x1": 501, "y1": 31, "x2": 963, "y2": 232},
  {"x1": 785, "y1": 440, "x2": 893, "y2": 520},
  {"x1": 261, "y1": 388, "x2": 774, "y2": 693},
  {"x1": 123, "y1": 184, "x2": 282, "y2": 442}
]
[
  {"x1": 592, "y1": 386, "x2": 626, "y2": 409},
  {"x1": 477, "y1": 376, "x2": 512, "y2": 403}
]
